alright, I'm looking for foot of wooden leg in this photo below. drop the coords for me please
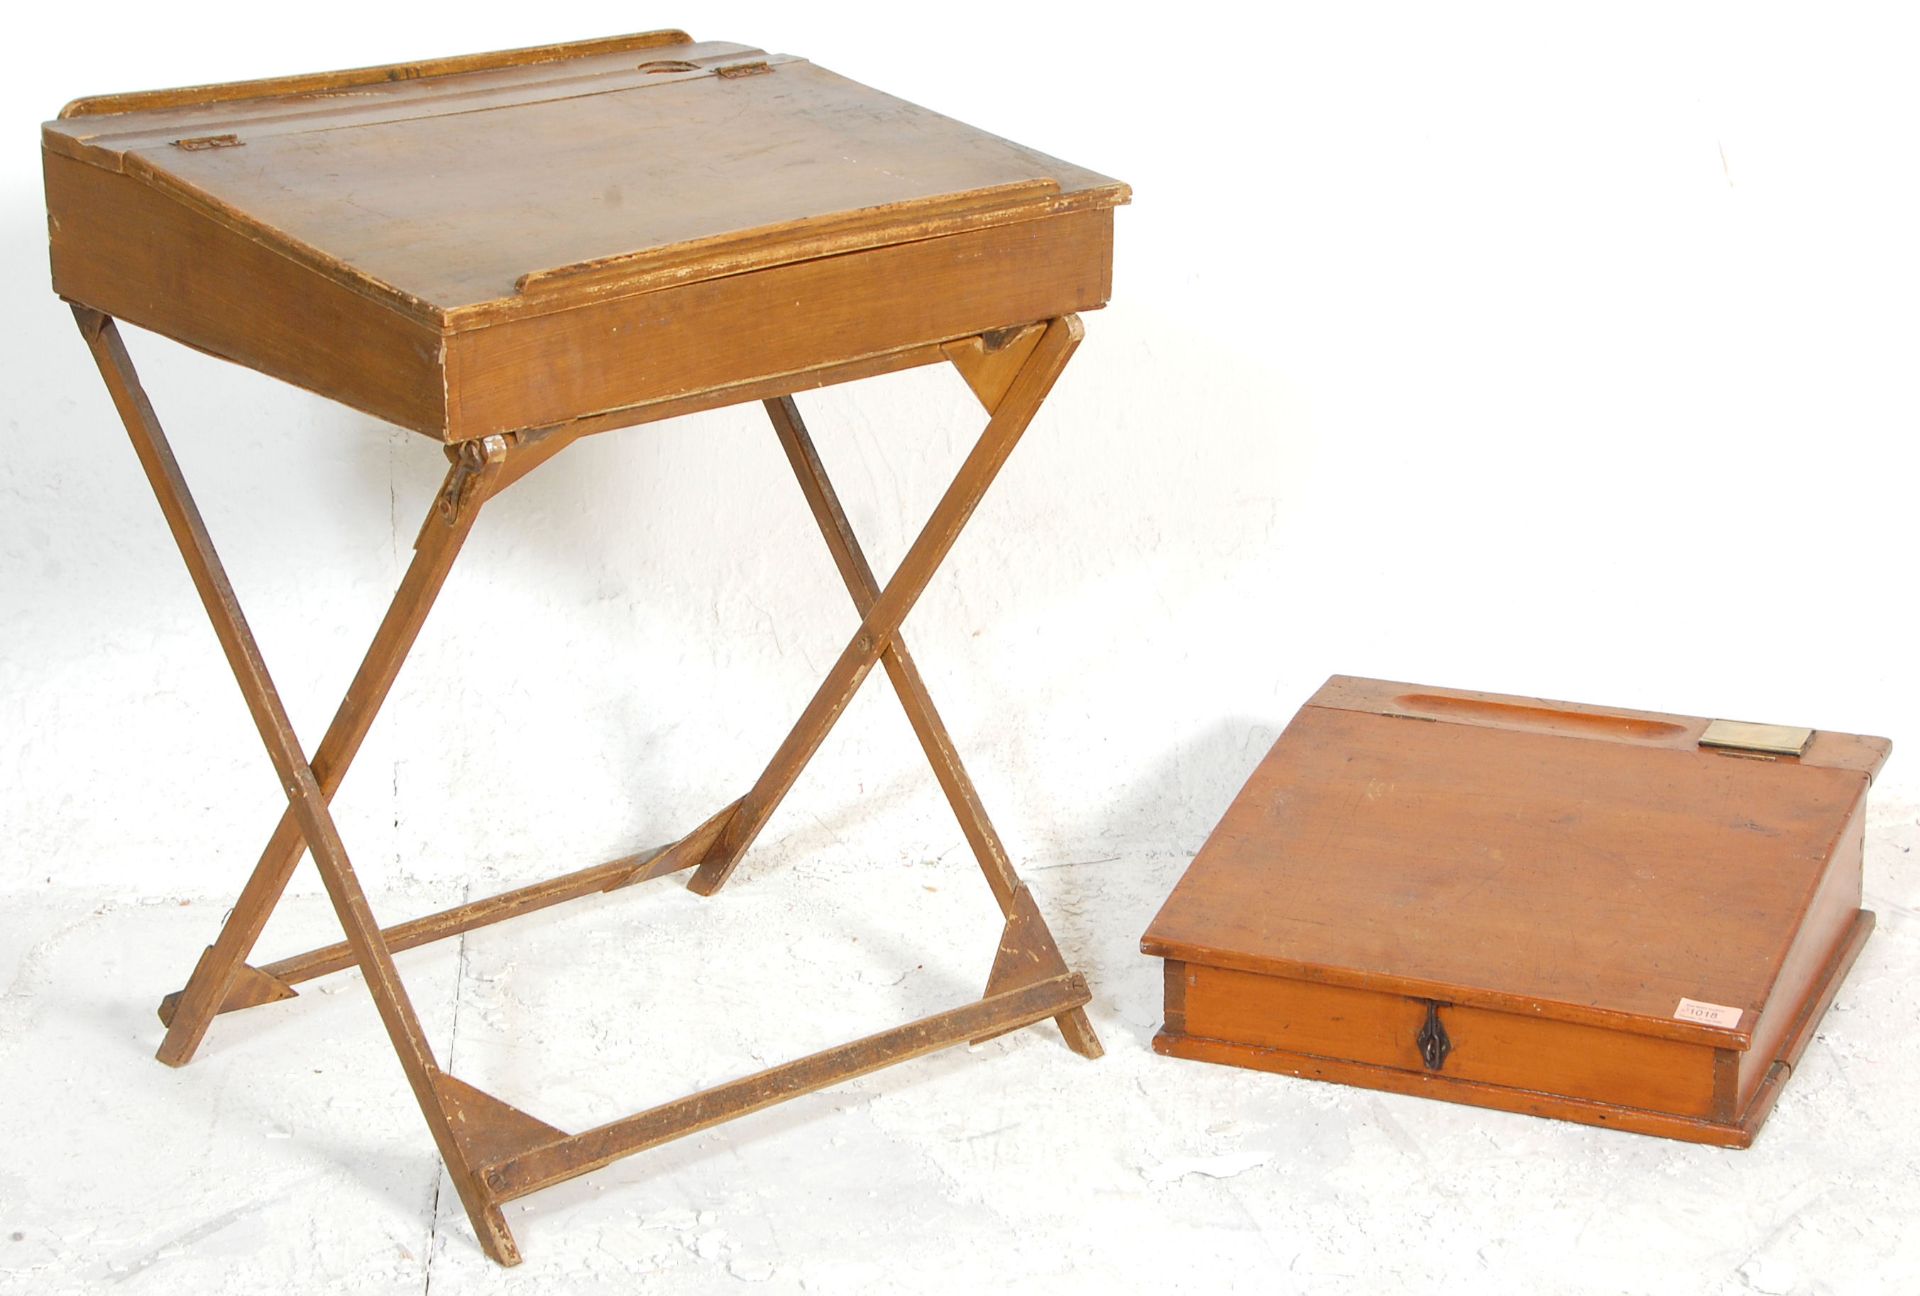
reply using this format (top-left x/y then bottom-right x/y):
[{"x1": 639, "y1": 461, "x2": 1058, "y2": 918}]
[
  {"x1": 469, "y1": 1198, "x2": 522, "y2": 1267},
  {"x1": 1054, "y1": 1005, "x2": 1104, "y2": 1059},
  {"x1": 971, "y1": 884, "x2": 1103, "y2": 1056},
  {"x1": 156, "y1": 949, "x2": 297, "y2": 1035}
]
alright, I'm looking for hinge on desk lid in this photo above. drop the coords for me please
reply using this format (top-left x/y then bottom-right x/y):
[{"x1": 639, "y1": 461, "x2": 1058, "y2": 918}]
[
  {"x1": 1700, "y1": 719, "x2": 1813, "y2": 757},
  {"x1": 635, "y1": 58, "x2": 774, "y2": 80},
  {"x1": 172, "y1": 133, "x2": 243, "y2": 151}
]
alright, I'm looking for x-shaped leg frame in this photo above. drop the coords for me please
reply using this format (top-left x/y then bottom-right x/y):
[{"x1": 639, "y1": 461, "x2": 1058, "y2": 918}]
[{"x1": 75, "y1": 305, "x2": 1099, "y2": 1265}]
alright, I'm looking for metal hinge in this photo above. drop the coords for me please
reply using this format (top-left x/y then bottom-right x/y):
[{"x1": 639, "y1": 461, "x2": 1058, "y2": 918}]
[
  {"x1": 172, "y1": 133, "x2": 244, "y2": 151},
  {"x1": 438, "y1": 434, "x2": 509, "y2": 524},
  {"x1": 635, "y1": 59, "x2": 773, "y2": 80}
]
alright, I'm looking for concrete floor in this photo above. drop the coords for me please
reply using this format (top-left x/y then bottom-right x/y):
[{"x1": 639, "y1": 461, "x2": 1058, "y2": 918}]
[{"x1": 0, "y1": 805, "x2": 1914, "y2": 1294}]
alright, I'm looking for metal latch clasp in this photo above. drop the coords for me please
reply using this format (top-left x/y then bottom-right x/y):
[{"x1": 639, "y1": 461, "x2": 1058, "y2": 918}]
[{"x1": 1416, "y1": 1000, "x2": 1452, "y2": 1071}]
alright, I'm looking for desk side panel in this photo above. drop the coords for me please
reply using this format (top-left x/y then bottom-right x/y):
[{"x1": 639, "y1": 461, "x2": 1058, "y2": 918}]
[
  {"x1": 1734, "y1": 796, "x2": 1869, "y2": 1112},
  {"x1": 45, "y1": 152, "x2": 446, "y2": 437},
  {"x1": 444, "y1": 209, "x2": 1114, "y2": 440}
]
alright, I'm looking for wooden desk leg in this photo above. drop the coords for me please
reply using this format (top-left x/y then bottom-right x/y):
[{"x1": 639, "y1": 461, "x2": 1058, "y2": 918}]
[
  {"x1": 72, "y1": 308, "x2": 524, "y2": 1266},
  {"x1": 72, "y1": 305, "x2": 1109, "y2": 1263},
  {"x1": 153, "y1": 439, "x2": 506, "y2": 1067},
  {"x1": 687, "y1": 314, "x2": 1083, "y2": 897},
  {"x1": 759, "y1": 392, "x2": 1101, "y2": 1058}
]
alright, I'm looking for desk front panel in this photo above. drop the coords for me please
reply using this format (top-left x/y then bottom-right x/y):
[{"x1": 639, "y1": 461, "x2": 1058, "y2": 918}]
[{"x1": 444, "y1": 208, "x2": 1115, "y2": 441}]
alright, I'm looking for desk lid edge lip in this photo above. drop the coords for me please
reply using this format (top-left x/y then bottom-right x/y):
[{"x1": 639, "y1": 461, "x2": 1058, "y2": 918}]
[
  {"x1": 55, "y1": 28, "x2": 697, "y2": 120},
  {"x1": 500, "y1": 181, "x2": 1128, "y2": 316}
]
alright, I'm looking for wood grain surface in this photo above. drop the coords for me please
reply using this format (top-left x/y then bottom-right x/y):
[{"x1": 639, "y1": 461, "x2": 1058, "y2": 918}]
[
  {"x1": 1143, "y1": 675, "x2": 1888, "y2": 1145},
  {"x1": 44, "y1": 30, "x2": 1127, "y2": 441},
  {"x1": 1143, "y1": 675, "x2": 1886, "y2": 1045},
  {"x1": 56, "y1": 30, "x2": 1124, "y2": 1262},
  {"x1": 45, "y1": 34, "x2": 1128, "y2": 322}
]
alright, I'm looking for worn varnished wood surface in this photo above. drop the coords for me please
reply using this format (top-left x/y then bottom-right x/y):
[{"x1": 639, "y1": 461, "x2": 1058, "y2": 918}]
[
  {"x1": 149, "y1": 433, "x2": 524, "y2": 1066},
  {"x1": 1143, "y1": 676, "x2": 1889, "y2": 1145},
  {"x1": 1144, "y1": 675, "x2": 1887, "y2": 1045},
  {"x1": 59, "y1": 30, "x2": 1122, "y2": 1264},
  {"x1": 44, "y1": 149, "x2": 447, "y2": 435},
  {"x1": 74, "y1": 309, "x2": 522, "y2": 1261},
  {"x1": 762, "y1": 390, "x2": 1102, "y2": 1059},
  {"x1": 1157, "y1": 908, "x2": 1876, "y2": 1149},
  {"x1": 44, "y1": 31, "x2": 1128, "y2": 441},
  {"x1": 444, "y1": 208, "x2": 1113, "y2": 439},
  {"x1": 1307, "y1": 675, "x2": 1892, "y2": 779},
  {"x1": 46, "y1": 37, "x2": 1123, "y2": 316},
  {"x1": 686, "y1": 316, "x2": 1085, "y2": 896},
  {"x1": 484, "y1": 972, "x2": 1092, "y2": 1202},
  {"x1": 1171, "y1": 963, "x2": 1722, "y2": 1118},
  {"x1": 54, "y1": 29, "x2": 700, "y2": 119},
  {"x1": 89, "y1": 308, "x2": 1112, "y2": 1262}
]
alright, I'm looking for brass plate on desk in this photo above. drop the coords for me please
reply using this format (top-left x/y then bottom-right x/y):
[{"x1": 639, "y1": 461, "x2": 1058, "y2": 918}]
[{"x1": 1700, "y1": 719, "x2": 1814, "y2": 756}]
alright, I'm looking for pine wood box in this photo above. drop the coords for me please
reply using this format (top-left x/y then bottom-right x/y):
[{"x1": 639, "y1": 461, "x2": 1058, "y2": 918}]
[{"x1": 1140, "y1": 676, "x2": 1893, "y2": 1146}]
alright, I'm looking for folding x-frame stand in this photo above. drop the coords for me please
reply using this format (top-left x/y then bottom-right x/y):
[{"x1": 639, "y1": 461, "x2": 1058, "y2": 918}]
[{"x1": 74, "y1": 306, "x2": 1101, "y2": 1265}]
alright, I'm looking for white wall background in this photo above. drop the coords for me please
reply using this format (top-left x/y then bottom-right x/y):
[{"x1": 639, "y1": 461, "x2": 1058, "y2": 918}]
[{"x1": 3, "y1": 2, "x2": 1915, "y2": 904}]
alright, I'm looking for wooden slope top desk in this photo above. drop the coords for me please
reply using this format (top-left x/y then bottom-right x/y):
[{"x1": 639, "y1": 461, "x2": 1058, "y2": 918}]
[
  {"x1": 1144, "y1": 677, "x2": 1892, "y2": 1147},
  {"x1": 48, "y1": 30, "x2": 1126, "y2": 1265},
  {"x1": 46, "y1": 29, "x2": 1126, "y2": 443}
]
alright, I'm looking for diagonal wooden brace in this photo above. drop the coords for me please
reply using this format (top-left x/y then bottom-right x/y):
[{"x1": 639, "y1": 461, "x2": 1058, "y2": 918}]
[
  {"x1": 688, "y1": 314, "x2": 1084, "y2": 896},
  {"x1": 760, "y1": 391, "x2": 1101, "y2": 1058},
  {"x1": 74, "y1": 307, "x2": 524, "y2": 1266},
  {"x1": 942, "y1": 320, "x2": 1047, "y2": 413},
  {"x1": 152, "y1": 431, "x2": 510, "y2": 1067},
  {"x1": 436, "y1": 1075, "x2": 567, "y2": 1170}
]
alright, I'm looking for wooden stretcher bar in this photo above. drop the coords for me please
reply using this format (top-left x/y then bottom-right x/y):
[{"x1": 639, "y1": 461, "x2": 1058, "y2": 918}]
[{"x1": 484, "y1": 972, "x2": 1092, "y2": 1202}]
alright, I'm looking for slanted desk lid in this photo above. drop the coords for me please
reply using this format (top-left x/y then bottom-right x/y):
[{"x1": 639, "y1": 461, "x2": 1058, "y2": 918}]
[
  {"x1": 43, "y1": 31, "x2": 1129, "y2": 327},
  {"x1": 1142, "y1": 677, "x2": 1891, "y2": 1049}
]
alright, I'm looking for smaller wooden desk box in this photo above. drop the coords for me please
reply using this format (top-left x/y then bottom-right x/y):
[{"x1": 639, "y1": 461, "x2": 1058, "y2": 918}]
[{"x1": 1141, "y1": 677, "x2": 1892, "y2": 1146}]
